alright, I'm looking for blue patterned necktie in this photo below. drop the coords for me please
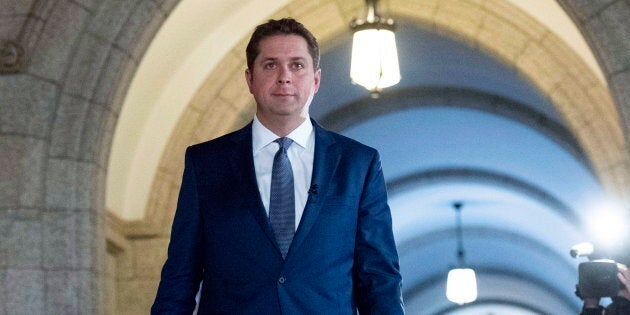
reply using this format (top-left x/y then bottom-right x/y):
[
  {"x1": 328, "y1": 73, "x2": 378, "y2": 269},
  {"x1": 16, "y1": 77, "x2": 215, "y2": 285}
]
[{"x1": 269, "y1": 137, "x2": 295, "y2": 258}]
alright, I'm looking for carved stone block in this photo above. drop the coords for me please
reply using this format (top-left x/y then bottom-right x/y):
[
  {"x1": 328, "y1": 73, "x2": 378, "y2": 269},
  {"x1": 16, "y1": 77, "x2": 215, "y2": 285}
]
[{"x1": 1, "y1": 40, "x2": 25, "y2": 74}]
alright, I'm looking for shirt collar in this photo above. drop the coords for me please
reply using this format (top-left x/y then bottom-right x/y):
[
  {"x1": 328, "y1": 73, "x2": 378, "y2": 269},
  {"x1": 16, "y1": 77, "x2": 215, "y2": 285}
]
[{"x1": 252, "y1": 115, "x2": 313, "y2": 153}]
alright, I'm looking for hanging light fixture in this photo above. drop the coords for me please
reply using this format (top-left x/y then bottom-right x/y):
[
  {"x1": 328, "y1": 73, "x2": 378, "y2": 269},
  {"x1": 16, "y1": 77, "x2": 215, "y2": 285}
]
[
  {"x1": 350, "y1": 0, "x2": 401, "y2": 97},
  {"x1": 446, "y1": 202, "x2": 478, "y2": 305}
]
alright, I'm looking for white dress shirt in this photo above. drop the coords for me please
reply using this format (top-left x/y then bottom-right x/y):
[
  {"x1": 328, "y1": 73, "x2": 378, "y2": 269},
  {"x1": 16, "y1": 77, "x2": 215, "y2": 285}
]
[{"x1": 252, "y1": 115, "x2": 315, "y2": 230}]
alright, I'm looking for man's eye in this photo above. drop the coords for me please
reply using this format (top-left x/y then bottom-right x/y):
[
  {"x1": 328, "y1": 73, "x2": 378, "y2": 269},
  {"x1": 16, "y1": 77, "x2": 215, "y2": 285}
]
[
  {"x1": 293, "y1": 63, "x2": 304, "y2": 69},
  {"x1": 264, "y1": 63, "x2": 276, "y2": 69}
]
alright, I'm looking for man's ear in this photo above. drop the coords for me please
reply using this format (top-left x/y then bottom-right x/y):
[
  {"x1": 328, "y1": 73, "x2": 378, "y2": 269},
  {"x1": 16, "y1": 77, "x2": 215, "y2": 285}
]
[
  {"x1": 313, "y1": 68, "x2": 321, "y2": 94},
  {"x1": 245, "y1": 68, "x2": 253, "y2": 93}
]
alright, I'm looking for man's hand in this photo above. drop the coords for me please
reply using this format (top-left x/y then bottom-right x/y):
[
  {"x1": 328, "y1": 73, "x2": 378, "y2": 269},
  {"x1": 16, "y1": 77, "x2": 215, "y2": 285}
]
[
  {"x1": 618, "y1": 263, "x2": 630, "y2": 300},
  {"x1": 583, "y1": 297, "x2": 600, "y2": 309}
]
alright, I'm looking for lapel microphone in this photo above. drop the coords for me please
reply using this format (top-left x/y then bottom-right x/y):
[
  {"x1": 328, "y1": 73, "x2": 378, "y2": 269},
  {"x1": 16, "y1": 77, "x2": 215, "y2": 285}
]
[{"x1": 308, "y1": 184, "x2": 318, "y2": 195}]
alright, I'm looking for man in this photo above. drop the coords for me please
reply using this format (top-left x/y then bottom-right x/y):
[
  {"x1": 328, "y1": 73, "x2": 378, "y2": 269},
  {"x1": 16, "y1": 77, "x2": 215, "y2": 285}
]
[{"x1": 151, "y1": 18, "x2": 404, "y2": 314}]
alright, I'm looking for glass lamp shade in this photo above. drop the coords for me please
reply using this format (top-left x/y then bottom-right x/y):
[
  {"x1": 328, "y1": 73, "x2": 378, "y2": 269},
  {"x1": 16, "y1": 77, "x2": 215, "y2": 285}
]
[
  {"x1": 350, "y1": 28, "x2": 401, "y2": 91},
  {"x1": 446, "y1": 268, "x2": 478, "y2": 305}
]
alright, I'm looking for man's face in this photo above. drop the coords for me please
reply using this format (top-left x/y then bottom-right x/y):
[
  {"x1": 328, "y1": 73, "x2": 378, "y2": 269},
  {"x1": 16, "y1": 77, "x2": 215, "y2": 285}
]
[{"x1": 245, "y1": 34, "x2": 321, "y2": 127}]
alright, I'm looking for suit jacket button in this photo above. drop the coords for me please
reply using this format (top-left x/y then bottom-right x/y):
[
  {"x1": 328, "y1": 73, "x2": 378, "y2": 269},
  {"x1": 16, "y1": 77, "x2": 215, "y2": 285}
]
[{"x1": 278, "y1": 277, "x2": 286, "y2": 284}]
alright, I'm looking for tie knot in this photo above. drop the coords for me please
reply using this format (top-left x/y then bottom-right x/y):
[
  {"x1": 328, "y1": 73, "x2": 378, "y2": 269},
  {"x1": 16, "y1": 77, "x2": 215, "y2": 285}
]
[{"x1": 275, "y1": 137, "x2": 293, "y2": 152}]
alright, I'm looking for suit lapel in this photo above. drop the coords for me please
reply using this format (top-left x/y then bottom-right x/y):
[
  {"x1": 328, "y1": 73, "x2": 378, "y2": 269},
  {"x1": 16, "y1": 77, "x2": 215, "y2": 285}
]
[
  {"x1": 228, "y1": 123, "x2": 281, "y2": 254},
  {"x1": 228, "y1": 120, "x2": 342, "y2": 259},
  {"x1": 289, "y1": 121, "x2": 340, "y2": 255}
]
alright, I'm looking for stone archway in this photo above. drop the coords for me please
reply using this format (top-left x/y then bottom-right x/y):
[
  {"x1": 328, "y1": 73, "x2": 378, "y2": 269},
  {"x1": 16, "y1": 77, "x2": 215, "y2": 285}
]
[
  {"x1": 557, "y1": 0, "x2": 630, "y2": 196},
  {"x1": 0, "y1": 0, "x2": 177, "y2": 313},
  {"x1": 145, "y1": 0, "x2": 626, "y2": 230},
  {"x1": 145, "y1": 0, "x2": 627, "y2": 236}
]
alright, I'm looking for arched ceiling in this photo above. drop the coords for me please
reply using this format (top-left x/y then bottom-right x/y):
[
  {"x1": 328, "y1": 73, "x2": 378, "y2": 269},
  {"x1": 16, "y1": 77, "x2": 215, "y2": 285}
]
[
  {"x1": 310, "y1": 21, "x2": 617, "y2": 311},
  {"x1": 106, "y1": 0, "x2": 607, "y2": 221}
]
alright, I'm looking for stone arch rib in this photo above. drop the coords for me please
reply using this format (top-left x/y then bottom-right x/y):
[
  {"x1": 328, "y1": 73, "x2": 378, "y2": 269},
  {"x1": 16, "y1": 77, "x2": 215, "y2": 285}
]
[
  {"x1": 387, "y1": 166, "x2": 581, "y2": 228},
  {"x1": 320, "y1": 86, "x2": 592, "y2": 171}
]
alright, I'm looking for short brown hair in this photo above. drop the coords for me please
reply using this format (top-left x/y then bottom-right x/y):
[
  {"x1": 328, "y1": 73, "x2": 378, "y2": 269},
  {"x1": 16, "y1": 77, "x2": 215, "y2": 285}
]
[{"x1": 246, "y1": 18, "x2": 320, "y2": 71}]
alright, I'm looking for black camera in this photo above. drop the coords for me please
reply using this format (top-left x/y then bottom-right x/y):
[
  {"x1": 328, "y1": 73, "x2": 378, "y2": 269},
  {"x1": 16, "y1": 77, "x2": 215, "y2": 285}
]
[
  {"x1": 577, "y1": 260, "x2": 622, "y2": 298},
  {"x1": 571, "y1": 243, "x2": 625, "y2": 299}
]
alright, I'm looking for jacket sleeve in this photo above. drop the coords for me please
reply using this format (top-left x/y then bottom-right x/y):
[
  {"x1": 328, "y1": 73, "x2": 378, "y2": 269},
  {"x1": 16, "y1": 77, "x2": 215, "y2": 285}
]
[
  {"x1": 151, "y1": 147, "x2": 204, "y2": 314},
  {"x1": 353, "y1": 150, "x2": 405, "y2": 314}
]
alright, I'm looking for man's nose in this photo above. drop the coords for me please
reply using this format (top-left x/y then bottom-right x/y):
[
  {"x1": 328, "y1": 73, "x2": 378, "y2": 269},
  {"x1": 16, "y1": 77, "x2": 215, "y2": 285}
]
[{"x1": 277, "y1": 66, "x2": 291, "y2": 84}]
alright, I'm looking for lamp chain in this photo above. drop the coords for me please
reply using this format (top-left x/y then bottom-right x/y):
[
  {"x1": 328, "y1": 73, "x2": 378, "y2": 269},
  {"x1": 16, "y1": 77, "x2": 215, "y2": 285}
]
[
  {"x1": 453, "y1": 202, "x2": 466, "y2": 267},
  {"x1": 365, "y1": 0, "x2": 377, "y2": 22}
]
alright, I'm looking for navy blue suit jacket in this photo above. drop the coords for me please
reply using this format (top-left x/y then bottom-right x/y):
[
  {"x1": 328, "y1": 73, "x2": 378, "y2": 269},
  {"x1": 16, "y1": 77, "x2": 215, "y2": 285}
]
[{"x1": 152, "y1": 120, "x2": 404, "y2": 314}]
